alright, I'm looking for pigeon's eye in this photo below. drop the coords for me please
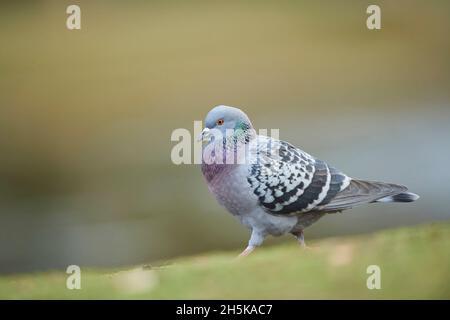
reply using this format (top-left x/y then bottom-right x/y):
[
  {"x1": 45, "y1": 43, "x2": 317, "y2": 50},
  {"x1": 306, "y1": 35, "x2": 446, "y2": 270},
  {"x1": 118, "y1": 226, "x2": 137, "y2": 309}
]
[{"x1": 216, "y1": 119, "x2": 224, "y2": 126}]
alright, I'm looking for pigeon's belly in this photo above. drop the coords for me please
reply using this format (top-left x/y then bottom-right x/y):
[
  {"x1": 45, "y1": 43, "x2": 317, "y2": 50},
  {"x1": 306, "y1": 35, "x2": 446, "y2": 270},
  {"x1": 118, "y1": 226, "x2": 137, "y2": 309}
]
[
  {"x1": 239, "y1": 207, "x2": 298, "y2": 236},
  {"x1": 208, "y1": 165, "x2": 298, "y2": 236}
]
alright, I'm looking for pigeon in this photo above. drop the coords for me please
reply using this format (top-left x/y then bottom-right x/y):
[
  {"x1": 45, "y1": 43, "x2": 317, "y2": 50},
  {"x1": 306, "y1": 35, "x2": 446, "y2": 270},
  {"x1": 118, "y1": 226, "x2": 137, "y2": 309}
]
[{"x1": 199, "y1": 105, "x2": 419, "y2": 257}]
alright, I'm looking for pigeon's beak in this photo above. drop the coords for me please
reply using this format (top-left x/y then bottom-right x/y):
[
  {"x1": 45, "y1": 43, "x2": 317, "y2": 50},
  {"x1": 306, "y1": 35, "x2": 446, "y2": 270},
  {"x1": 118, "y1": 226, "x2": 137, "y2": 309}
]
[{"x1": 198, "y1": 128, "x2": 212, "y2": 142}]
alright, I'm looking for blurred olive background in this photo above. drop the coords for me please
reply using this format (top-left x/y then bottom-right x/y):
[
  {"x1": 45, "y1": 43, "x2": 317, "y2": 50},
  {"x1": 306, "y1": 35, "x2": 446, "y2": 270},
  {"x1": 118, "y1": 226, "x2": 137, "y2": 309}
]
[{"x1": 0, "y1": 0, "x2": 449, "y2": 274}]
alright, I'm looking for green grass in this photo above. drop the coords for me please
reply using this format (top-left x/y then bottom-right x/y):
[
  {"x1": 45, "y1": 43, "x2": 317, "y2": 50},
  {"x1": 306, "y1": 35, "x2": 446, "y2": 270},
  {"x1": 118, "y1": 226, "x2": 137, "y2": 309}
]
[{"x1": 1, "y1": 222, "x2": 449, "y2": 299}]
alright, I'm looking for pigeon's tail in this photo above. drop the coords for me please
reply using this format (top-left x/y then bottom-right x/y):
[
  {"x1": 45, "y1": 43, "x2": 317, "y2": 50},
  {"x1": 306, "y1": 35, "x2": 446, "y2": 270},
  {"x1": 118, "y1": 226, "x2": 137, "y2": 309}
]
[
  {"x1": 319, "y1": 179, "x2": 419, "y2": 212},
  {"x1": 374, "y1": 192, "x2": 420, "y2": 203}
]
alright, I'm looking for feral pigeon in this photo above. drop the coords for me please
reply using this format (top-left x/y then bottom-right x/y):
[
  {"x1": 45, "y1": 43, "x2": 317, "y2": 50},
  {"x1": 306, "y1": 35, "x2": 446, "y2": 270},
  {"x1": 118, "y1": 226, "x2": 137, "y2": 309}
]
[{"x1": 200, "y1": 105, "x2": 419, "y2": 256}]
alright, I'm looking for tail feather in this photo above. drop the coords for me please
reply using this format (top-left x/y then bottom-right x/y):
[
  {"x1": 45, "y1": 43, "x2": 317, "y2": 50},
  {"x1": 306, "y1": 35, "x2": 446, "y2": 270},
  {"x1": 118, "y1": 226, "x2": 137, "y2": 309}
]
[
  {"x1": 319, "y1": 179, "x2": 419, "y2": 212},
  {"x1": 374, "y1": 192, "x2": 420, "y2": 203}
]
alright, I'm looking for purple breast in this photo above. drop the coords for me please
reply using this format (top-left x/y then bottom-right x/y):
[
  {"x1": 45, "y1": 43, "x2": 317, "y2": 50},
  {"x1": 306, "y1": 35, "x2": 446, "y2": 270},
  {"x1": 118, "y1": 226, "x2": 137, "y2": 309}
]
[{"x1": 201, "y1": 163, "x2": 229, "y2": 183}]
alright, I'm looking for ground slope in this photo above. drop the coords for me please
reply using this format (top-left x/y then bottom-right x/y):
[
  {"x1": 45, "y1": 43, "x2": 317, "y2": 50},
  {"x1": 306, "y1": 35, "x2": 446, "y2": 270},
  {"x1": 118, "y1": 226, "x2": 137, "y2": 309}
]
[{"x1": 1, "y1": 222, "x2": 449, "y2": 299}]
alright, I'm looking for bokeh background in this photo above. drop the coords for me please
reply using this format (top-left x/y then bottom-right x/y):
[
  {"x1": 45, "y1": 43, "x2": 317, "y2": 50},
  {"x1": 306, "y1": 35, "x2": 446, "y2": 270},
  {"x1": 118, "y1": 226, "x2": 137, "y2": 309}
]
[{"x1": 1, "y1": 0, "x2": 449, "y2": 274}]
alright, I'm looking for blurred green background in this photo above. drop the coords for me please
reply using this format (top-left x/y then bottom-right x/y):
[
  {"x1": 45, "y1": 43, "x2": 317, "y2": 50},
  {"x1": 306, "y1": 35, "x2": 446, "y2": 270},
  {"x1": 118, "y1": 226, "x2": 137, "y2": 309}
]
[{"x1": 0, "y1": 0, "x2": 449, "y2": 274}]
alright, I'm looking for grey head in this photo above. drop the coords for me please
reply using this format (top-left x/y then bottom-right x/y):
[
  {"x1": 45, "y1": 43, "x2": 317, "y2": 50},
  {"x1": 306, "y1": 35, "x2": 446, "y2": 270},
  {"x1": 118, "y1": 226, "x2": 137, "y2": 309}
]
[{"x1": 201, "y1": 105, "x2": 255, "y2": 144}]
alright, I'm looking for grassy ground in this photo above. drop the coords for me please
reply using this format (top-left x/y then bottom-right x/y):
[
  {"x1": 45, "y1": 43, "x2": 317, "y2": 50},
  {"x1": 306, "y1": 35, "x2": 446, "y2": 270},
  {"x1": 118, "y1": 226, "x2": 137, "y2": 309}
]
[{"x1": 1, "y1": 222, "x2": 449, "y2": 299}]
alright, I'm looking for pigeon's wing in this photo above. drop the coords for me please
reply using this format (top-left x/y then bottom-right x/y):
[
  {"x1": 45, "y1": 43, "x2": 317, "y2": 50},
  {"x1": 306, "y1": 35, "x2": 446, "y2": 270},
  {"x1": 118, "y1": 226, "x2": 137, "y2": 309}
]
[
  {"x1": 316, "y1": 179, "x2": 408, "y2": 212},
  {"x1": 247, "y1": 137, "x2": 351, "y2": 215}
]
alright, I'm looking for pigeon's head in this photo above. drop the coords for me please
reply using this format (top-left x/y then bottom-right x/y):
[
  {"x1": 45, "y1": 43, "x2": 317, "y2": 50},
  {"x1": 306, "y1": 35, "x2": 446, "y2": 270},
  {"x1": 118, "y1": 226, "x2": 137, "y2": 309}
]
[{"x1": 200, "y1": 105, "x2": 255, "y2": 144}]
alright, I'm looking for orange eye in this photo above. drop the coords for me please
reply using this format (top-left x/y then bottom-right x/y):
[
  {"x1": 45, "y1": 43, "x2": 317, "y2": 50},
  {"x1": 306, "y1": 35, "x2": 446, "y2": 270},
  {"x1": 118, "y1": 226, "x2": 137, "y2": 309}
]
[{"x1": 216, "y1": 119, "x2": 224, "y2": 126}]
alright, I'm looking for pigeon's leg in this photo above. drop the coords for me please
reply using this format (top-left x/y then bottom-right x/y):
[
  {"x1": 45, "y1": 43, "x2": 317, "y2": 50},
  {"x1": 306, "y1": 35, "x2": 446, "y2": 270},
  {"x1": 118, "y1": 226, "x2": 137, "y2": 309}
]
[
  {"x1": 238, "y1": 245, "x2": 255, "y2": 257},
  {"x1": 237, "y1": 229, "x2": 264, "y2": 258},
  {"x1": 292, "y1": 230, "x2": 307, "y2": 248}
]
